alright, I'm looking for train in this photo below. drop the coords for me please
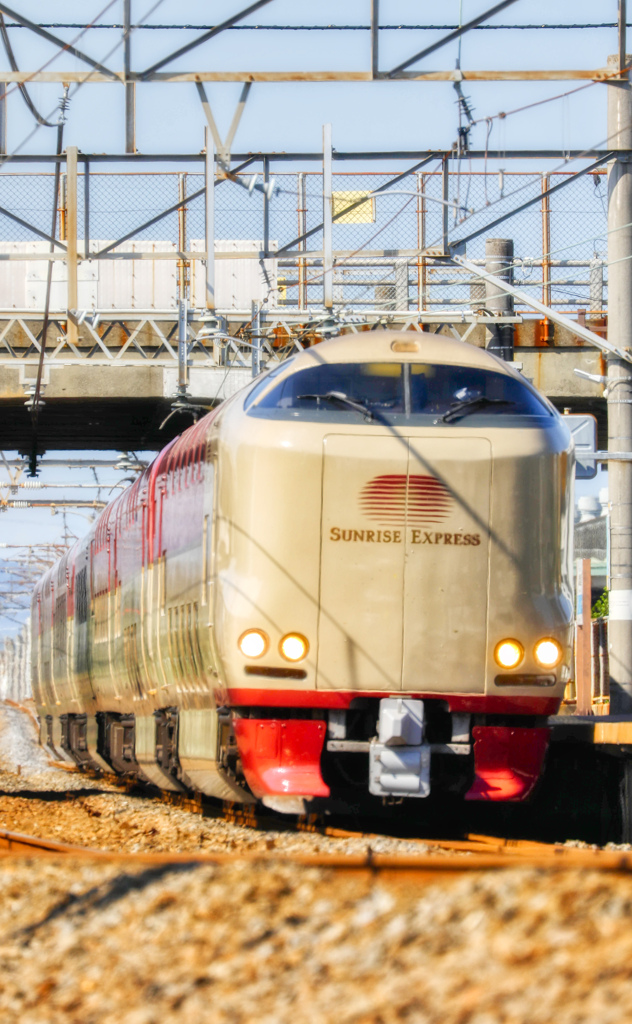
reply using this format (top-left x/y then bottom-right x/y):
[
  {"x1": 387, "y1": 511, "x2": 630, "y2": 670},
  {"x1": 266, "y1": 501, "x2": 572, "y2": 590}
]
[{"x1": 31, "y1": 329, "x2": 574, "y2": 816}]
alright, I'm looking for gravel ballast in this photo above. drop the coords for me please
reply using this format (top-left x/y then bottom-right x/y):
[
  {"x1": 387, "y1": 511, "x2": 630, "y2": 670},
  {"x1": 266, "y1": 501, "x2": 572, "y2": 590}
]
[
  {"x1": 1, "y1": 858, "x2": 632, "y2": 1023},
  {"x1": 3, "y1": 701, "x2": 632, "y2": 1022}
]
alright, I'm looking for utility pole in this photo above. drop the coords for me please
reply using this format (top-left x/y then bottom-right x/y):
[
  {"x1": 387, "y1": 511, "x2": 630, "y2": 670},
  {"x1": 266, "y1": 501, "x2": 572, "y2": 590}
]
[{"x1": 607, "y1": 52, "x2": 632, "y2": 712}]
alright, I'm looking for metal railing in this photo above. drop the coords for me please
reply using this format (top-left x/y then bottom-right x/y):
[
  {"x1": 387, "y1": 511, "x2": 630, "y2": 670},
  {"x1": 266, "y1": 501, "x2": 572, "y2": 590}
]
[{"x1": 0, "y1": 154, "x2": 611, "y2": 372}]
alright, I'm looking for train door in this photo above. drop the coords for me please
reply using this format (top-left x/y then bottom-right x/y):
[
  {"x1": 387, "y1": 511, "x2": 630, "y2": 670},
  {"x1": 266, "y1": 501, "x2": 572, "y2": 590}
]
[
  {"x1": 401, "y1": 437, "x2": 491, "y2": 693},
  {"x1": 317, "y1": 433, "x2": 407, "y2": 691}
]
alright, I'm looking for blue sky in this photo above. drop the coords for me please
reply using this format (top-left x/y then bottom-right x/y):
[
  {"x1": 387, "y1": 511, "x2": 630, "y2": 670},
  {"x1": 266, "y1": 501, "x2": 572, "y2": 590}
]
[
  {"x1": 4, "y1": 1, "x2": 623, "y2": 159},
  {"x1": 0, "y1": 2, "x2": 622, "y2": 635}
]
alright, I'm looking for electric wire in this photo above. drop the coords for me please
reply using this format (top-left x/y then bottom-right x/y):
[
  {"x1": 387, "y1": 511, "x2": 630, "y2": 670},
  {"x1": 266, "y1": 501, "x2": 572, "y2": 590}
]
[
  {"x1": 0, "y1": 14, "x2": 56, "y2": 127},
  {"x1": 28, "y1": 89, "x2": 68, "y2": 478},
  {"x1": 1, "y1": 0, "x2": 167, "y2": 475},
  {"x1": 0, "y1": 0, "x2": 120, "y2": 128},
  {"x1": 4, "y1": 23, "x2": 630, "y2": 32},
  {"x1": 0, "y1": 8, "x2": 625, "y2": 396}
]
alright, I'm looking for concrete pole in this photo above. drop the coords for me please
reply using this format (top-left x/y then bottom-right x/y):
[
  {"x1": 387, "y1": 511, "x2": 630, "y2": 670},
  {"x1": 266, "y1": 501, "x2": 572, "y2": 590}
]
[
  {"x1": 323, "y1": 123, "x2": 333, "y2": 310},
  {"x1": 607, "y1": 53, "x2": 632, "y2": 712},
  {"x1": 66, "y1": 146, "x2": 78, "y2": 347},
  {"x1": 484, "y1": 237, "x2": 514, "y2": 361}
]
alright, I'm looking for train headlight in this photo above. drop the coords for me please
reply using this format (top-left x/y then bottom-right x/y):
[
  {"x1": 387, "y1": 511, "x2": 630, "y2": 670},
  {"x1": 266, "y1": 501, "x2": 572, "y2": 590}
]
[
  {"x1": 279, "y1": 633, "x2": 309, "y2": 662},
  {"x1": 534, "y1": 638, "x2": 562, "y2": 669},
  {"x1": 238, "y1": 629, "x2": 269, "y2": 658},
  {"x1": 494, "y1": 639, "x2": 524, "y2": 669}
]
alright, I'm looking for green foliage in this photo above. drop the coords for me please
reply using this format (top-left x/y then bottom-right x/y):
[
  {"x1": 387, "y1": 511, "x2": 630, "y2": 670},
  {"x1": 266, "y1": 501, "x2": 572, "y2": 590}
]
[{"x1": 592, "y1": 588, "x2": 608, "y2": 619}]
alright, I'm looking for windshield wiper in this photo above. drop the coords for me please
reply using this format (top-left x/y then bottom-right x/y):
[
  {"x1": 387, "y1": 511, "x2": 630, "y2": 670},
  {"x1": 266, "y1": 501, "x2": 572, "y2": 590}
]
[
  {"x1": 298, "y1": 391, "x2": 374, "y2": 419},
  {"x1": 437, "y1": 396, "x2": 515, "y2": 424}
]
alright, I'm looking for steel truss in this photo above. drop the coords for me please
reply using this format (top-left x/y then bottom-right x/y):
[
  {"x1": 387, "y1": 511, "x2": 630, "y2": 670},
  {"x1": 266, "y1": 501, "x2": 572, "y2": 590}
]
[{"x1": 0, "y1": 148, "x2": 614, "y2": 337}]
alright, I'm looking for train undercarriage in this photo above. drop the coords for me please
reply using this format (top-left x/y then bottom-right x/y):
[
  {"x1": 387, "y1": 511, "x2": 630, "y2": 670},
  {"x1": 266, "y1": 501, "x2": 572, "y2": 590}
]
[{"x1": 41, "y1": 696, "x2": 632, "y2": 846}]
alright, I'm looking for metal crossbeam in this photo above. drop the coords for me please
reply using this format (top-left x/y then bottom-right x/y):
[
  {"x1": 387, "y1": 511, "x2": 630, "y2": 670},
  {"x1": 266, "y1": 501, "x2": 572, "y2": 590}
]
[
  {"x1": 92, "y1": 157, "x2": 256, "y2": 258},
  {"x1": 139, "y1": 0, "x2": 275, "y2": 79},
  {"x1": 450, "y1": 152, "x2": 616, "y2": 251},
  {"x1": 0, "y1": 69, "x2": 615, "y2": 83},
  {"x1": 0, "y1": 3, "x2": 119, "y2": 80},
  {"x1": 93, "y1": 187, "x2": 206, "y2": 258},
  {"x1": 0, "y1": 204, "x2": 67, "y2": 250},
  {"x1": 453, "y1": 254, "x2": 632, "y2": 363},
  {"x1": 276, "y1": 151, "x2": 441, "y2": 256},
  {"x1": 387, "y1": 0, "x2": 522, "y2": 78},
  {"x1": 195, "y1": 81, "x2": 253, "y2": 167}
]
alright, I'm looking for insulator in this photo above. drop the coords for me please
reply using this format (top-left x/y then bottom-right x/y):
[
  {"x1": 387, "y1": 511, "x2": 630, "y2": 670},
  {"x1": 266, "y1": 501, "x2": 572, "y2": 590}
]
[
  {"x1": 21, "y1": 481, "x2": 42, "y2": 489},
  {"x1": 11, "y1": 502, "x2": 29, "y2": 508}
]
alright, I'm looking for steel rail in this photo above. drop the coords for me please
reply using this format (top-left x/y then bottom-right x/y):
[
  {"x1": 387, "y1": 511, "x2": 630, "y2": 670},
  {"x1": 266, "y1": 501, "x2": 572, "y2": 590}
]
[{"x1": 1, "y1": 824, "x2": 632, "y2": 873}]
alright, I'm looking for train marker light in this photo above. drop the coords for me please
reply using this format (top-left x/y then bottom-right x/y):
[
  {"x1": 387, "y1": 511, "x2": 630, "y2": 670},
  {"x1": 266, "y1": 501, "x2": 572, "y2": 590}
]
[
  {"x1": 391, "y1": 339, "x2": 419, "y2": 353},
  {"x1": 534, "y1": 638, "x2": 562, "y2": 669},
  {"x1": 494, "y1": 639, "x2": 524, "y2": 669},
  {"x1": 238, "y1": 629, "x2": 269, "y2": 658},
  {"x1": 280, "y1": 633, "x2": 309, "y2": 662}
]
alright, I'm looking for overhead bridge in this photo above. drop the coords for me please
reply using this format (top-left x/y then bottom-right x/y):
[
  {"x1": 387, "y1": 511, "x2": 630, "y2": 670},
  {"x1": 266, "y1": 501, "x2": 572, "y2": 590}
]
[
  {"x1": 0, "y1": 305, "x2": 609, "y2": 453},
  {"x1": 0, "y1": 156, "x2": 614, "y2": 452}
]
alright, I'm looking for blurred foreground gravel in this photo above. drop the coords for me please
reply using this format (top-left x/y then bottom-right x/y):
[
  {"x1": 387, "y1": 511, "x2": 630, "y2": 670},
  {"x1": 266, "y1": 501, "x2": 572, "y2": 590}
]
[
  {"x1": 1, "y1": 858, "x2": 632, "y2": 1024},
  {"x1": 2, "y1": 701, "x2": 632, "y2": 1023}
]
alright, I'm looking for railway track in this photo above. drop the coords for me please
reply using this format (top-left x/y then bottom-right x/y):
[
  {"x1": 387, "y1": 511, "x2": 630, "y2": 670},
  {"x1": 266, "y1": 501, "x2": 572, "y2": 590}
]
[
  {"x1": 4, "y1": 754, "x2": 630, "y2": 872},
  {"x1": 2, "y1": 822, "x2": 632, "y2": 875}
]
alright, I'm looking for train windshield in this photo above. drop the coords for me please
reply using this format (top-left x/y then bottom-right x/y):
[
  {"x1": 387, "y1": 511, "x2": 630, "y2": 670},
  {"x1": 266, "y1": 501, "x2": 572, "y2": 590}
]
[{"x1": 246, "y1": 361, "x2": 551, "y2": 422}]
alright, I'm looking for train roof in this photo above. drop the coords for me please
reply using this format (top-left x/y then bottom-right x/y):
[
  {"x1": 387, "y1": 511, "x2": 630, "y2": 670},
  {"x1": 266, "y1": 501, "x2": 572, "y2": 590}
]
[{"x1": 289, "y1": 330, "x2": 516, "y2": 373}]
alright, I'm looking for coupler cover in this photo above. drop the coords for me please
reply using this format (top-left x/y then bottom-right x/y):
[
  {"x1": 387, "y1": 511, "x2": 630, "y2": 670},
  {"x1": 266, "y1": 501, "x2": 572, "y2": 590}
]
[{"x1": 369, "y1": 699, "x2": 430, "y2": 798}]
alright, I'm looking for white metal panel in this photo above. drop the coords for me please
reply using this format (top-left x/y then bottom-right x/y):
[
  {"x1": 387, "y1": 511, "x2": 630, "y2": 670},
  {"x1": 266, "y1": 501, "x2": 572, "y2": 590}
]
[
  {"x1": 0, "y1": 239, "x2": 273, "y2": 311},
  {"x1": 0, "y1": 242, "x2": 28, "y2": 308},
  {"x1": 190, "y1": 239, "x2": 277, "y2": 309},
  {"x1": 95, "y1": 241, "x2": 178, "y2": 309}
]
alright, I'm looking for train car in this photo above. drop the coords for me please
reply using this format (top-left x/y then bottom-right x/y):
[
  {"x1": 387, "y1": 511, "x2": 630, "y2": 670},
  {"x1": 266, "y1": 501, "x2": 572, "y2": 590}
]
[{"x1": 31, "y1": 330, "x2": 574, "y2": 815}]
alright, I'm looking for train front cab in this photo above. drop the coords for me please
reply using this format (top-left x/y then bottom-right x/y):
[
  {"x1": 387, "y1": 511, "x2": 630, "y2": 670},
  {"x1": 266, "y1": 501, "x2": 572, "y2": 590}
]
[{"x1": 217, "y1": 331, "x2": 574, "y2": 813}]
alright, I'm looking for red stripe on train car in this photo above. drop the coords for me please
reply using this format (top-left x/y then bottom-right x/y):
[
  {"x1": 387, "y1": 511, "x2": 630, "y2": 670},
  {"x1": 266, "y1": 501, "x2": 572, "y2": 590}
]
[{"x1": 220, "y1": 688, "x2": 560, "y2": 715}]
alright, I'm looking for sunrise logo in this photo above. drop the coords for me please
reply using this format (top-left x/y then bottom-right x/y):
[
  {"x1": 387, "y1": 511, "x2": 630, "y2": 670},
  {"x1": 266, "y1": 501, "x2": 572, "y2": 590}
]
[{"x1": 359, "y1": 474, "x2": 453, "y2": 526}]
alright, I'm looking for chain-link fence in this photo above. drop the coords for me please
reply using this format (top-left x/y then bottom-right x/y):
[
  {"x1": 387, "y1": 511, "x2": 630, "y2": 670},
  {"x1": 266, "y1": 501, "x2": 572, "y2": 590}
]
[{"x1": 0, "y1": 162, "x2": 611, "y2": 314}]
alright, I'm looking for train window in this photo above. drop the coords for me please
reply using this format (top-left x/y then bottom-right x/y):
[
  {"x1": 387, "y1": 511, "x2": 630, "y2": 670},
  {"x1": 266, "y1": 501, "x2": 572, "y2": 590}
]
[
  {"x1": 407, "y1": 364, "x2": 551, "y2": 419},
  {"x1": 250, "y1": 362, "x2": 404, "y2": 413},
  {"x1": 243, "y1": 357, "x2": 296, "y2": 409},
  {"x1": 246, "y1": 361, "x2": 551, "y2": 422}
]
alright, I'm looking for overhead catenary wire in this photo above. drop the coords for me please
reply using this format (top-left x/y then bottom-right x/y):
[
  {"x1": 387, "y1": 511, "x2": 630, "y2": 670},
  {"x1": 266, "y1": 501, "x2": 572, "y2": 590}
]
[
  {"x1": 2, "y1": 0, "x2": 168, "y2": 474},
  {"x1": 0, "y1": 8, "x2": 626, "y2": 390},
  {"x1": 28, "y1": 87, "x2": 68, "y2": 477},
  {"x1": 0, "y1": 13, "x2": 56, "y2": 127},
  {"x1": 0, "y1": 0, "x2": 120, "y2": 124},
  {"x1": 0, "y1": 0, "x2": 165, "y2": 161},
  {"x1": 4, "y1": 23, "x2": 631, "y2": 31}
]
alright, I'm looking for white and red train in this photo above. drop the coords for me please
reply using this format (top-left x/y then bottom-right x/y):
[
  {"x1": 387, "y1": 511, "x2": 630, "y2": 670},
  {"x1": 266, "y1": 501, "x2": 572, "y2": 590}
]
[{"x1": 31, "y1": 330, "x2": 574, "y2": 815}]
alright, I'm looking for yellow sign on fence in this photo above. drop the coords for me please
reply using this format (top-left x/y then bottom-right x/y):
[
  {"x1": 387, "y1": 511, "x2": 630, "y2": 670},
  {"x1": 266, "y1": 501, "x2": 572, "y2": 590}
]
[{"x1": 332, "y1": 190, "x2": 375, "y2": 224}]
